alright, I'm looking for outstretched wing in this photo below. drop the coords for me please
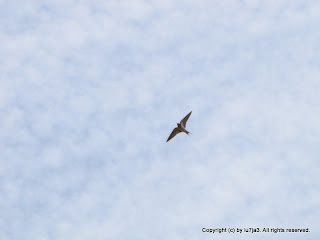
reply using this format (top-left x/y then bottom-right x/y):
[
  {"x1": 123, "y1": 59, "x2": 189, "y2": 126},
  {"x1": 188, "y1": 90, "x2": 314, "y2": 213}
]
[
  {"x1": 166, "y1": 128, "x2": 182, "y2": 142},
  {"x1": 180, "y1": 111, "x2": 192, "y2": 128}
]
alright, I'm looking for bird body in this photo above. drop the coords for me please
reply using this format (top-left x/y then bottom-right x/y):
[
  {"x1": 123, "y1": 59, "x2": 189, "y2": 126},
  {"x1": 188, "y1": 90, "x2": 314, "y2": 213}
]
[
  {"x1": 166, "y1": 111, "x2": 192, "y2": 142},
  {"x1": 177, "y1": 123, "x2": 189, "y2": 134}
]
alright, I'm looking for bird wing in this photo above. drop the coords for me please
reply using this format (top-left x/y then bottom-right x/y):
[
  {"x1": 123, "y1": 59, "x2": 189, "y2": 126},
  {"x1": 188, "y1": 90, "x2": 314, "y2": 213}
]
[
  {"x1": 166, "y1": 128, "x2": 182, "y2": 142},
  {"x1": 180, "y1": 111, "x2": 192, "y2": 128}
]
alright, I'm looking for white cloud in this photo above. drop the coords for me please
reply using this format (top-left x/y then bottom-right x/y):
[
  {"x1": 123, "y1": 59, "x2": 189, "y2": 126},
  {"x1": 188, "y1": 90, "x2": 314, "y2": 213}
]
[{"x1": 0, "y1": 0, "x2": 319, "y2": 239}]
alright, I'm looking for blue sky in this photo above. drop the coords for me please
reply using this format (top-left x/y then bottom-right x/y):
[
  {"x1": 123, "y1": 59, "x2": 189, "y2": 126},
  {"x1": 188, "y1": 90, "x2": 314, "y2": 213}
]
[{"x1": 1, "y1": 0, "x2": 319, "y2": 239}]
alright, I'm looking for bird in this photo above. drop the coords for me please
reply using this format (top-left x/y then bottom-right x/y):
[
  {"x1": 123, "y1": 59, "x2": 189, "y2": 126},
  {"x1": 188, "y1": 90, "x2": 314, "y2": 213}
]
[{"x1": 166, "y1": 111, "x2": 192, "y2": 142}]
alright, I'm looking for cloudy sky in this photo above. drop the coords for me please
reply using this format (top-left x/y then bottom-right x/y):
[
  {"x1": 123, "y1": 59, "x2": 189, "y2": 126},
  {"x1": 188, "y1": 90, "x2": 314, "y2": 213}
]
[{"x1": 1, "y1": 0, "x2": 320, "y2": 239}]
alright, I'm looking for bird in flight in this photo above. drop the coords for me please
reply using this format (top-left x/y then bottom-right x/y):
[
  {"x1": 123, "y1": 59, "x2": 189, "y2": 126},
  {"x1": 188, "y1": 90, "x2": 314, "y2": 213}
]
[{"x1": 166, "y1": 111, "x2": 192, "y2": 142}]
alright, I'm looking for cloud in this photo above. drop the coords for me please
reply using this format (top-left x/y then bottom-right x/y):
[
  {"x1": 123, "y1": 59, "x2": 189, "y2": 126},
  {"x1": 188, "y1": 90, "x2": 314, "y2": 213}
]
[{"x1": 0, "y1": 0, "x2": 319, "y2": 239}]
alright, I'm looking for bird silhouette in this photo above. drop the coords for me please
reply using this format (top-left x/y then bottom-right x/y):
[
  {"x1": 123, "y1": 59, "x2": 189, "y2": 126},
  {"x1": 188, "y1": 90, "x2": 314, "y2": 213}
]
[{"x1": 166, "y1": 111, "x2": 192, "y2": 142}]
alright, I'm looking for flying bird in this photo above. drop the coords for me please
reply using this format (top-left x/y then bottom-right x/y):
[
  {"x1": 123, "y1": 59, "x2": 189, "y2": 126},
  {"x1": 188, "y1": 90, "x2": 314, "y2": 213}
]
[{"x1": 166, "y1": 111, "x2": 192, "y2": 142}]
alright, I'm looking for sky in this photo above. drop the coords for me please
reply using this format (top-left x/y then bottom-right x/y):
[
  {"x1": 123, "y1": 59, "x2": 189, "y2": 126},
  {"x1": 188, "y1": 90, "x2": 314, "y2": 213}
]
[{"x1": 0, "y1": 0, "x2": 320, "y2": 239}]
